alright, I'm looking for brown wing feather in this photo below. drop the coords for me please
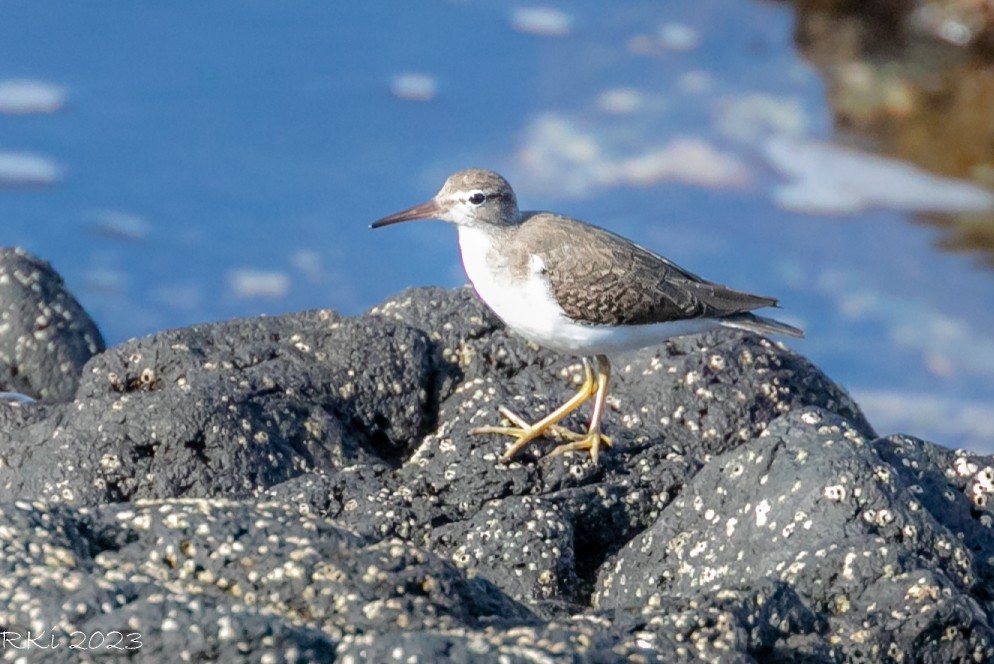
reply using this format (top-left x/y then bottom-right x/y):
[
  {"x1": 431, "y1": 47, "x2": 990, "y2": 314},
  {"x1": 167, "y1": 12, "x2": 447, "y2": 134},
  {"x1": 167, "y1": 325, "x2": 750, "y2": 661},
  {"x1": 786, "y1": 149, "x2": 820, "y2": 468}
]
[{"x1": 517, "y1": 213, "x2": 778, "y2": 326}]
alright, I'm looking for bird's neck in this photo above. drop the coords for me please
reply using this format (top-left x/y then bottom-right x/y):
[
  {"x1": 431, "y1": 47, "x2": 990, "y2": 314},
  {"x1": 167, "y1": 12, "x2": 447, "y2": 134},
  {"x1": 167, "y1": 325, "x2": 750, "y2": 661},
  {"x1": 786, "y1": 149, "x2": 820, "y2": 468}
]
[
  {"x1": 456, "y1": 222, "x2": 518, "y2": 248},
  {"x1": 457, "y1": 224, "x2": 512, "y2": 275}
]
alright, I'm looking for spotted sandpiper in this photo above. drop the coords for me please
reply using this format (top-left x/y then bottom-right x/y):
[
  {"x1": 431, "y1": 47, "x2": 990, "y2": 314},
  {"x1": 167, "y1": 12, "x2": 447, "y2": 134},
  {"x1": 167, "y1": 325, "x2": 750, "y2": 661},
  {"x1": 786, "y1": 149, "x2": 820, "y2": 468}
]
[{"x1": 372, "y1": 169, "x2": 803, "y2": 463}]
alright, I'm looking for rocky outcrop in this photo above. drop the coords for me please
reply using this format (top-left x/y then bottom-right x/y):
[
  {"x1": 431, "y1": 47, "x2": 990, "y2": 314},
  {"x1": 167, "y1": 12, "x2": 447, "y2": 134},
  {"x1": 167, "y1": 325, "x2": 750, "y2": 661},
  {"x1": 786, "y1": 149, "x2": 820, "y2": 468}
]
[
  {"x1": 0, "y1": 247, "x2": 104, "y2": 401},
  {"x1": 0, "y1": 250, "x2": 991, "y2": 662}
]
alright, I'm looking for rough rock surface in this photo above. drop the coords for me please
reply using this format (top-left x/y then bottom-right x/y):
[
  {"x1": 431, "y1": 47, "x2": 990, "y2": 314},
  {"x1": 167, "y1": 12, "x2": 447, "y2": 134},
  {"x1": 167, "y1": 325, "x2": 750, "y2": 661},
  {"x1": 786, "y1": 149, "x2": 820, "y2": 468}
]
[
  {"x1": 0, "y1": 248, "x2": 104, "y2": 401},
  {"x1": 0, "y1": 270, "x2": 992, "y2": 663}
]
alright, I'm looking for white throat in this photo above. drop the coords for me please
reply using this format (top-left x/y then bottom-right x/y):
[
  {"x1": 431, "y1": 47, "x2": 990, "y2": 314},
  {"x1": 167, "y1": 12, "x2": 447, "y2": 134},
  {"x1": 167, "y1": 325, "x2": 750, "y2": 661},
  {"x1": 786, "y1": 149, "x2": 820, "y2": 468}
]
[{"x1": 456, "y1": 224, "x2": 560, "y2": 343}]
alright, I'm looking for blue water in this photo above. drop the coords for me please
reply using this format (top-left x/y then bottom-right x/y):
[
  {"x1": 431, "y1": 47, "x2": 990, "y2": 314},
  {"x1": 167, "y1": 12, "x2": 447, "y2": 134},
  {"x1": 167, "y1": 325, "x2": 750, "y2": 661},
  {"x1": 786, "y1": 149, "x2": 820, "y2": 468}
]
[{"x1": 1, "y1": 1, "x2": 992, "y2": 451}]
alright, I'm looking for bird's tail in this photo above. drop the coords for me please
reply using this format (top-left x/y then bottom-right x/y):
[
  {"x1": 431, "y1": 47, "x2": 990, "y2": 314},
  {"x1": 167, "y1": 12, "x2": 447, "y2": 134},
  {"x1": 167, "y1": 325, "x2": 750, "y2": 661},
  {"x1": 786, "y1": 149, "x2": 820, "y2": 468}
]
[{"x1": 719, "y1": 312, "x2": 804, "y2": 339}]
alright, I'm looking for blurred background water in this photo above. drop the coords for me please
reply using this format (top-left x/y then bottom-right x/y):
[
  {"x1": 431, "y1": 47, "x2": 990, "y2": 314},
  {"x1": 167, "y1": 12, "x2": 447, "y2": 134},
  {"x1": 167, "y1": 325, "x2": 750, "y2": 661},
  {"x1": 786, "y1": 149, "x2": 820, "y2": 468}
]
[{"x1": 1, "y1": 0, "x2": 992, "y2": 451}]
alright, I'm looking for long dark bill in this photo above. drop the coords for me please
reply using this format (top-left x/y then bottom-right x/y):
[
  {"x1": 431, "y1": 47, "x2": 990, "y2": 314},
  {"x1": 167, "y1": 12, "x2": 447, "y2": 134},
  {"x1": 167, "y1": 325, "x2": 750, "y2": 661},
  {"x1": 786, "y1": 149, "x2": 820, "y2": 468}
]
[{"x1": 370, "y1": 200, "x2": 442, "y2": 229}]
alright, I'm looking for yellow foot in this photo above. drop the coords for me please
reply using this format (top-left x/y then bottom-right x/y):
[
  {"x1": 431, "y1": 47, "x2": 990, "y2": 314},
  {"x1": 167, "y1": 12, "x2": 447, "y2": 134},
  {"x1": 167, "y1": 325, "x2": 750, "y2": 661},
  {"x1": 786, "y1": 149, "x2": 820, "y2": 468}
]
[
  {"x1": 471, "y1": 406, "x2": 612, "y2": 463},
  {"x1": 546, "y1": 430, "x2": 611, "y2": 464},
  {"x1": 494, "y1": 406, "x2": 613, "y2": 446},
  {"x1": 470, "y1": 355, "x2": 614, "y2": 464},
  {"x1": 469, "y1": 408, "x2": 571, "y2": 461}
]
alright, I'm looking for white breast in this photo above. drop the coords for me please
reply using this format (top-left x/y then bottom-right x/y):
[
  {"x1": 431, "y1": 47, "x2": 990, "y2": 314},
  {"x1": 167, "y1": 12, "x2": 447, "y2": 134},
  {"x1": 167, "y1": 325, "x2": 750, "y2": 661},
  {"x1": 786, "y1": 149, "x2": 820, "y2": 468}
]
[
  {"x1": 456, "y1": 225, "x2": 720, "y2": 356},
  {"x1": 457, "y1": 226, "x2": 564, "y2": 342}
]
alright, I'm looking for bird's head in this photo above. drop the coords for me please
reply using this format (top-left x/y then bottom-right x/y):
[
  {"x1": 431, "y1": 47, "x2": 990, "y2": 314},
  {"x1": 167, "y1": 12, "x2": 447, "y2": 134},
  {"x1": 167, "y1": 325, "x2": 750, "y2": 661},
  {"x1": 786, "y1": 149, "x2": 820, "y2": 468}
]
[{"x1": 371, "y1": 168, "x2": 520, "y2": 230}]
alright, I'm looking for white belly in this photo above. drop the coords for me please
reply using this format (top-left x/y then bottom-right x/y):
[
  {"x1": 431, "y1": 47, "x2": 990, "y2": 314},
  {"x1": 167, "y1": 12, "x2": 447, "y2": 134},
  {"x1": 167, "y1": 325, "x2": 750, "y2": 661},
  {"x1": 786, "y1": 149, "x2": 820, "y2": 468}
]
[{"x1": 456, "y1": 226, "x2": 719, "y2": 356}]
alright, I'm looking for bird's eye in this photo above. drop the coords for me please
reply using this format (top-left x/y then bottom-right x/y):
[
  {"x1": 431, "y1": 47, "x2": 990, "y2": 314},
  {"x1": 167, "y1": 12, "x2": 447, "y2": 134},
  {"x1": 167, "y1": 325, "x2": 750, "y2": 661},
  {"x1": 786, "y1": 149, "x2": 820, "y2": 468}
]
[{"x1": 468, "y1": 192, "x2": 487, "y2": 205}]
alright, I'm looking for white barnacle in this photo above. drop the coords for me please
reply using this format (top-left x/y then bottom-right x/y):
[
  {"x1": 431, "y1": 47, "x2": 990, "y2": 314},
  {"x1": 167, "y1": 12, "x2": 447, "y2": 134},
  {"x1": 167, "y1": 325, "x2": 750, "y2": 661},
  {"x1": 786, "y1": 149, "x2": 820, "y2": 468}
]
[{"x1": 823, "y1": 485, "x2": 846, "y2": 502}]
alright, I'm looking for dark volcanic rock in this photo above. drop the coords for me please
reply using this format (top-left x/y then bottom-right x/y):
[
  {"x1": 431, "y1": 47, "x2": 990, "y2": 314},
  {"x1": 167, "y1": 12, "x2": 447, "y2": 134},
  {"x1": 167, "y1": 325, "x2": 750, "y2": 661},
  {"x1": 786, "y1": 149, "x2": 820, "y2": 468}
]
[
  {"x1": 873, "y1": 434, "x2": 994, "y2": 589},
  {"x1": 0, "y1": 498, "x2": 533, "y2": 663},
  {"x1": 596, "y1": 407, "x2": 994, "y2": 662},
  {"x1": 1, "y1": 276, "x2": 992, "y2": 662},
  {"x1": 0, "y1": 309, "x2": 434, "y2": 504},
  {"x1": 608, "y1": 579, "x2": 831, "y2": 663},
  {"x1": 0, "y1": 248, "x2": 104, "y2": 401}
]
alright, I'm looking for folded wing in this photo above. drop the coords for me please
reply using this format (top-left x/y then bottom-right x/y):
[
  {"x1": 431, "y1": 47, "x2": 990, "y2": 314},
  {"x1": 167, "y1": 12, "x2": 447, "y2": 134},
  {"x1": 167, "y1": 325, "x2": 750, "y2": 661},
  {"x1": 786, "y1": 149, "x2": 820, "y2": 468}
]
[{"x1": 520, "y1": 213, "x2": 801, "y2": 337}]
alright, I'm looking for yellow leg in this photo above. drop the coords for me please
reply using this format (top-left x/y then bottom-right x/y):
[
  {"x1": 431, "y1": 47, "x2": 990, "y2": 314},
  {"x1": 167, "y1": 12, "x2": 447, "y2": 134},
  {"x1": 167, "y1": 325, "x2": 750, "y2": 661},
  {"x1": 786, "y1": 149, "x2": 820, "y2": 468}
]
[
  {"x1": 547, "y1": 355, "x2": 612, "y2": 463},
  {"x1": 472, "y1": 358, "x2": 596, "y2": 460},
  {"x1": 471, "y1": 356, "x2": 613, "y2": 463},
  {"x1": 492, "y1": 405, "x2": 611, "y2": 445}
]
